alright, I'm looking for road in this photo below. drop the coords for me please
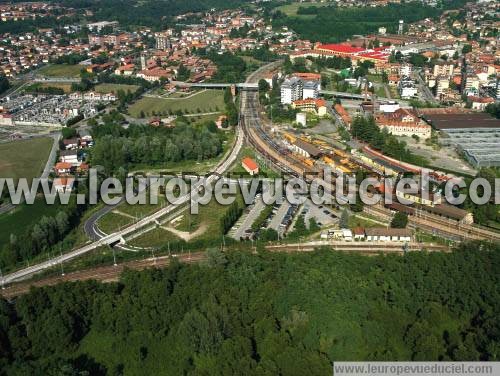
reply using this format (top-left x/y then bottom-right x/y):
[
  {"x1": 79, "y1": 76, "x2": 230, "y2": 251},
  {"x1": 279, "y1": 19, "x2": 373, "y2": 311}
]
[
  {"x1": 41, "y1": 133, "x2": 61, "y2": 179},
  {"x1": 1, "y1": 61, "x2": 277, "y2": 285},
  {"x1": 415, "y1": 69, "x2": 438, "y2": 104}
]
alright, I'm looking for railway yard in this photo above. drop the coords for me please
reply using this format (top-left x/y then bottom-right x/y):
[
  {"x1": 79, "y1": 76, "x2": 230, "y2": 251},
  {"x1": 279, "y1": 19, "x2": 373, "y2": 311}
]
[{"x1": 238, "y1": 65, "x2": 500, "y2": 244}]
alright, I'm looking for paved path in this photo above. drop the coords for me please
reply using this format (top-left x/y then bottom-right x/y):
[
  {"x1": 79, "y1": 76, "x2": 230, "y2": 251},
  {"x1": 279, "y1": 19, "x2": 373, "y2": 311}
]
[{"x1": 41, "y1": 133, "x2": 60, "y2": 179}]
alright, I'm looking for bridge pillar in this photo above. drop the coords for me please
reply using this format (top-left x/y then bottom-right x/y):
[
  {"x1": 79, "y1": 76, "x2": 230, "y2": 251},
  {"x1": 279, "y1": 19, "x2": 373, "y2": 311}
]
[{"x1": 230, "y1": 84, "x2": 237, "y2": 97}]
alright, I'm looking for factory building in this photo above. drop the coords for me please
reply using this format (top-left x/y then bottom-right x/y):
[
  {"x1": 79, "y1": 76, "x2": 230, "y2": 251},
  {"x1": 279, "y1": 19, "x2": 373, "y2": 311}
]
[{"x1": 422, "y1": 113, "x2": 500, "y2": 167}]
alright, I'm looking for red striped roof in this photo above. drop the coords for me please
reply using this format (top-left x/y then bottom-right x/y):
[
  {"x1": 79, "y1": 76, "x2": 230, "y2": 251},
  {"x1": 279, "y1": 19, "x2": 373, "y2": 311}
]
[{"x1": 317, "y1": 43, "x2": 364, "y2": 54}]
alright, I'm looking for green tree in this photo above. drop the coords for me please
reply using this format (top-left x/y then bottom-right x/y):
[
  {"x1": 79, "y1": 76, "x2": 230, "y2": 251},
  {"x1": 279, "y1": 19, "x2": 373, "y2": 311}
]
[
  {"x1": 339, "y1": 209, "x2": 349, "y2": 228},
  {"x1": 391, "y1": 212, "x2": 408, "y2": 228}
]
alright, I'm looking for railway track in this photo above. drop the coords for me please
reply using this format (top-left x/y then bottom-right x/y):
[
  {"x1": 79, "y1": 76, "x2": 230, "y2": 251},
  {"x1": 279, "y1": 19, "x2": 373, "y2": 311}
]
[
  {"x1": 1, "y1": 238, "x2": 452, "y2": 299},
  {"x1": 366, "y1": 204, "x2": 500, "y2": 242},
  {"x1": 267, "y1": 241, "x2": 449, "y2": 253},
  {"x1": 0, "y1": 252, "x2": 207, "y2": 299}
]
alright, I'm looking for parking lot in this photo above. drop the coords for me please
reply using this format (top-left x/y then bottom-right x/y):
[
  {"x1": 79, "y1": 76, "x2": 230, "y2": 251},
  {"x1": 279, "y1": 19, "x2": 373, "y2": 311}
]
[
  {"x1": 302, "y1": 199, "x2": 338, "y2": 228},
  {"x1": 230, "y1": 196, "x2": 266, "y2": 241}
]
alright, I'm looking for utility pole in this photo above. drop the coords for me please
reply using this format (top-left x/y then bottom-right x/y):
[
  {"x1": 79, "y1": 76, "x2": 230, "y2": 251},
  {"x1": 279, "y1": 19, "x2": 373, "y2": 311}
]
[
  {"x1": 112, "y1": 246, "x2": 117, "y2": 267},
  {"x1": 0, "y1": 267, "x2": 4, "y2": 290},
  {"x1": 59, "y1": 248, "x2": 65, "y2": 277}
]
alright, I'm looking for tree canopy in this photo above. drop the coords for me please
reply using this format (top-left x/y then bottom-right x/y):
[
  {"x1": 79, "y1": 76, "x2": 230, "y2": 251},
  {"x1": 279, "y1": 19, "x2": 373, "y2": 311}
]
[{"x1": 0, "y1": 244, "x2": 499, "y2": 373}]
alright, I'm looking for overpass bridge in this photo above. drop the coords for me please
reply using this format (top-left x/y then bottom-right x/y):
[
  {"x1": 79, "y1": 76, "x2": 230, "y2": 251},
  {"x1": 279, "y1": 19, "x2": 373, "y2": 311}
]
[{"x1": 172, "y1": 81, "x2": 258, "y2": 91}]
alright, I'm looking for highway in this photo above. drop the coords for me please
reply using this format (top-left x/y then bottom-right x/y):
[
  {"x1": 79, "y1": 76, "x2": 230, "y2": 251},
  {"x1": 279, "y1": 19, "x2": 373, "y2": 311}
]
[{"x1": 1, "y1": 61, "x2": 279, "y2": 285}]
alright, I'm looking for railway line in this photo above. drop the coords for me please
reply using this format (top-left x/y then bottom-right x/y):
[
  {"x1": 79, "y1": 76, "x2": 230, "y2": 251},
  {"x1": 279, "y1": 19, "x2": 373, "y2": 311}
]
[
  {"x1": 366, "y1": 204, "x2": 500, "y2": 242},
  {"x1": 267, "y1": 241, "x2": 450, "y2": 253},
  {"x1": 0, "y1": 252, "x2": 208, "y2": 299}
]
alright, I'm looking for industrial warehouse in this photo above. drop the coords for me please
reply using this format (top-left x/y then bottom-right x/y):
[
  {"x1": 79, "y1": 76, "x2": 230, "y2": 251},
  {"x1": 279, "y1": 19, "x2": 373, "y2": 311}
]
[{"x1": 422, "y1": 112, "x2": 500, "y2": 168}]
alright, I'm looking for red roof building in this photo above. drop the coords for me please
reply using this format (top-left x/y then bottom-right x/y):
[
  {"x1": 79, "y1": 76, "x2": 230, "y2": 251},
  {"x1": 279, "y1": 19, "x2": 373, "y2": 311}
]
[{"x1": 242, "y1": 157, "x2": 259, "y2": 176}]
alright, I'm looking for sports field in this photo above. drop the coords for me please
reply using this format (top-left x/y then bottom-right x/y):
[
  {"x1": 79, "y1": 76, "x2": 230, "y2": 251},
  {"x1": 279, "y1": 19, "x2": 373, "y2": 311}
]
[
  {"x1": 0, "y1": 137, "x2": 53, "y2": 181},
  {"x1": 128, "y1": 89, "x2": 225, "y2": 118},
  {"x1": 38, "y1": 64, "x2": 84, "y2": 77}
]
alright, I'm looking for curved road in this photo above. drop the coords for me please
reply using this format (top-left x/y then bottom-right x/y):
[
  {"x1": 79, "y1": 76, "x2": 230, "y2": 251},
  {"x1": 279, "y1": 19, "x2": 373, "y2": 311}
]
[{"x1": 2, "y1": 62, "x2": 277, "y2": 285}]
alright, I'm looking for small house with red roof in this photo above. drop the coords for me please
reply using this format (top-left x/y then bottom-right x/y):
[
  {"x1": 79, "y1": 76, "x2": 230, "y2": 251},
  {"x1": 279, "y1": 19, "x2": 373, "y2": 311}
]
[{"x1": 242, "y1": 157, "x2": 259, "y2": 176}]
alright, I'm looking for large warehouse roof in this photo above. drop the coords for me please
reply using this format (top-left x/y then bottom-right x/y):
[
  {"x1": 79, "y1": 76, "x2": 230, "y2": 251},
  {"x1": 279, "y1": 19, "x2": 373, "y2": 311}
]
[{"x1": 422, "y1": 113, "x2": 500, "y2": 130}]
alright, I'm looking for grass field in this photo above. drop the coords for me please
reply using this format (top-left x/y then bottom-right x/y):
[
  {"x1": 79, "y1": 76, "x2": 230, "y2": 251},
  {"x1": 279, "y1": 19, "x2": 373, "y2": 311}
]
[
  {"x1": 128, "y1": 89, "x2": 225, "y2": 118},
  {"x1": 277, "y1": 1, "x2": 332, "y2": 17},
  {"x1": 97, "y1": 212, "x2": 134, "y2": 235},
  {"x1": 0, "y1": 137, "x2": 53, "y2": 181},
  {"x1": 25, "y1": 82, "x2": 73, "y2": 93},
  {"x1": 128, "y1": 227, "x2": 181, "y2": 248},
  {"x1": 38, "y1": 64, "x2": 84, "y2": 77},
  {"x1": 0, "y1": 197, "x2": 61, "y2": 246},
  {"x1": 94, "y1": 83, "x2": 140, "y2": 94}
]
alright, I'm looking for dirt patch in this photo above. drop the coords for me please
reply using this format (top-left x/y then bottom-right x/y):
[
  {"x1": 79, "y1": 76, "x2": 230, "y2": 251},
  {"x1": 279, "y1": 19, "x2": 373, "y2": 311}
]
[{"x1": 161, "y1": 222, "x2": 208, "y2": 241}]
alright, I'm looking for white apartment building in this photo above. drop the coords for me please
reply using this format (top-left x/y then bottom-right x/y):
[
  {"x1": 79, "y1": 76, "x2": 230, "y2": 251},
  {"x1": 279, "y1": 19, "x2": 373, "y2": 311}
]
[
  {"x1": 398, "y1": 77, "x2": 418, "y2": 99},
  {"x1": 399, "y1": 64, "x2": 413, "y2": 77},
  {"x1": 435, "y1": 76, "x2": 450, "y2": 99},
  {"x1": 302, "y1": 80, "x2": 319, "y2": 100},
  {"x1": 280, "y1": 77, "x2": 303, "y2": 104}
]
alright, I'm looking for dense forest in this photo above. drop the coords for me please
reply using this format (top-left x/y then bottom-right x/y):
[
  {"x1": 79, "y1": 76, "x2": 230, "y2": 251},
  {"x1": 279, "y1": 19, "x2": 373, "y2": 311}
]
[
  {"x1": 0, "y1": 244, "x2": 499, "y2": 374},
  {"x1": 271, "y1": 2, "x2": 465, "y2": 43}
]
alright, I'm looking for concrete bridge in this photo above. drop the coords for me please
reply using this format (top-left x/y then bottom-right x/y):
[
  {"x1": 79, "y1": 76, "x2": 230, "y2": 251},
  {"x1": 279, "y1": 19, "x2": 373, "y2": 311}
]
[{"x1": 172, "y1": 81, "x2": 258, "y2": 91}]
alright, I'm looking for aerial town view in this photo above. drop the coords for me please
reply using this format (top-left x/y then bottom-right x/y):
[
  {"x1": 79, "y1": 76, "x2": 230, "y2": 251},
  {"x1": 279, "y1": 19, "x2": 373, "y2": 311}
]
[{"x1": 0, "y1": 0, "x2": 499, "y2": 374}]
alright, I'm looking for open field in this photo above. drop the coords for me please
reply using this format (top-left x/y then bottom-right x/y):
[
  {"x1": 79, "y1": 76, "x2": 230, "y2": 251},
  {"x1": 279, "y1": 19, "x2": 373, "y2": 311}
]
[
  {"x1": 0, "y1": 137, "x2": 52, "y2": 181},
  {"x1": 277, "y1": 1, "x2": 332, "y2": 17},
  {"x1": 25, "y1": 82, "x2": 73, "y2": 93},
  {"x1": 97, "y1": 212, "x2": 134, "y2": 235},
  {"x1": 38, "y1": 64, "x2": 84, "y2": 77},
  {"x1": 94, "y1": 83, "x2": 139, "y2": 94},
  {"x1": 0, "y1": 197, "x2": 61, "y2": 246},
  {"x1": 128, "y1": 89, "x2": 225, "y2": 118},
  {"x1": 128, "y1": 193, "x2": 244, "y2": 249},
  {"x1": 128, "y1": 227, "x2": 181, "y2": 248}
]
